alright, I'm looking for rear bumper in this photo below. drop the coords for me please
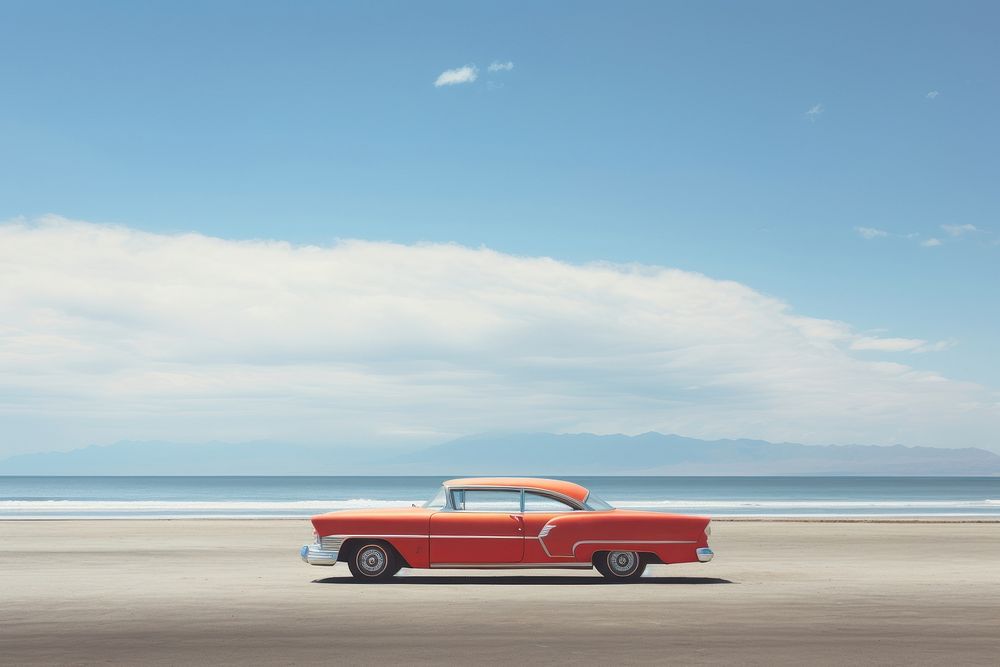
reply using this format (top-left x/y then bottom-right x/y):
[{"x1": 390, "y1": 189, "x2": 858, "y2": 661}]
[
  {"x1": 696, "y1": 547, "x2": 714, "y2": 563},
  {"x1": 300, "y1": 542, "x2": 339, "y2": 566}
]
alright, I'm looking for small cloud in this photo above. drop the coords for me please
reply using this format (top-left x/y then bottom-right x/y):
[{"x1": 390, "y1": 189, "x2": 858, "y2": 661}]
[
  {"x1": 941, "y1": 223, "x2": 978, "y2": 237},
  {"x1": 856, "y1": 227, "x2": 888, "y2": 239},
  {"x1": 805, "y1": 103, "x2": 824, "y2": 121},
  {"x1": 854, "y1": 226, "x2": 986, "y2": 248},
  {"x1": 926, "y1": 90, "x2": 939, "y2": 99},
  {"x1": 488, "y1": 61, "x2": 514, "y2": 72},
  {"x1": 916, "y1": 340, "x2": 956, "y2": 353},
  {"x1": 851, "y1": 336, "x2": 952, "y2": 353},
  {"x1": 851, "y1": 337, "x2": 927, "y2": 352},
  {"x1": 434, "y1": 65, "x2": 478, "y2": 87}
]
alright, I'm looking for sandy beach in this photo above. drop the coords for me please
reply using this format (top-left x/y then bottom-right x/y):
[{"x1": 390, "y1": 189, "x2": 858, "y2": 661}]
[{"x1": 2, "y1": 519, "x2": 998, "y2": 665}]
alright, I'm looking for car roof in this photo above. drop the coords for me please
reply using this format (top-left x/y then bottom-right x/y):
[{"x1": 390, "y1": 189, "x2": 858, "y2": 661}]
[{"x1": 443, "y1": 477, "x2": 590, "y2": 503}]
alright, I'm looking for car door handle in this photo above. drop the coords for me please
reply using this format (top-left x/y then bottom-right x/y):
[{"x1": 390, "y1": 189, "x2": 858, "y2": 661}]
[{"x1": 509, "y1": 514, "x2": 524, "y2": 532}]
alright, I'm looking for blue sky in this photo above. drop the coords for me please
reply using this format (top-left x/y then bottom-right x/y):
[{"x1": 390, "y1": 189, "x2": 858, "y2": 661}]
[{"x1": 1, "y1": 1, "x2": 998, "y2": 454}]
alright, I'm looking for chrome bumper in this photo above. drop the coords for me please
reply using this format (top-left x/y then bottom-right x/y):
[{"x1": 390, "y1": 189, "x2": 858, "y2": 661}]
[
  {"x1": 300, "y1": 542, "x2": 339, "y2": 566},
  {"x1": 696, "y1": 547, "x2": 714, "y2": 563}
]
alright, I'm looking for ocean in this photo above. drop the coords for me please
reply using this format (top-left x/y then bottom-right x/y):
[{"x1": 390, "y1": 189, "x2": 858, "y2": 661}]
[{"x1": 1, "y1": 476, "x2": 998, "y2": 519}]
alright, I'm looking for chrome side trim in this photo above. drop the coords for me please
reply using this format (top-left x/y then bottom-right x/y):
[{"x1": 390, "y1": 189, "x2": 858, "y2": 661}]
[
  {"x1": 430, "y1": 563, "x2": 592, "y2": 569},
  {"x1": 322, "y1": 533, "x2": 426, "y2": 540},
  {"x1": 322, "y1": 533, "x2": 532, "y2": 541},
  {"x1": 571, "y1": 539, "x2": 696, "y2": 554},
  {"x1": 323, "y1": 533, "x2": 538, "y2": 542},
  {"x1": 430, "y1": 534, "x2": 522, "y2": 539}
]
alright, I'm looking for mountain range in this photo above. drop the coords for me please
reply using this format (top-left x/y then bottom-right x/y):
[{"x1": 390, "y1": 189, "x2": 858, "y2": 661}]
[{"x1": 1, "y1": 432, "x2": 998, "y2": 475}]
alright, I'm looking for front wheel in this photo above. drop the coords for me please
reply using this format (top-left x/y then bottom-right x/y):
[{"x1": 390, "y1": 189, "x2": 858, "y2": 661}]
[
  {"x1": 594, "y1": 551, "x2": 646, "y2": 582},
  {"x1": 347, "y1": 542, "x2": 399, "y2": 582}
]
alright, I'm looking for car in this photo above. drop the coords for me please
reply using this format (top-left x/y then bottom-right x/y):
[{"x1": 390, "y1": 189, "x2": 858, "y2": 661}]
[{"x1": 300, "y1": 477, "x2": 714, "y2": 581}]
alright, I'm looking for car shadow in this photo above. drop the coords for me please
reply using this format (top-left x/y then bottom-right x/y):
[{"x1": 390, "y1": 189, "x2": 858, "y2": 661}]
[{"x1": 313, "y1": 574, "x2": 733, "y2": 585}]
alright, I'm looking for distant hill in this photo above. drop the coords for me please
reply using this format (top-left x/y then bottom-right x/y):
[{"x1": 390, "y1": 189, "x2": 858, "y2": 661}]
[
  {"x1": 2, "y1": 433, "x2": 999, "y2": 476},
  {"x1": 400, "y1": 432, "x2": 1000, "y2": 475}
]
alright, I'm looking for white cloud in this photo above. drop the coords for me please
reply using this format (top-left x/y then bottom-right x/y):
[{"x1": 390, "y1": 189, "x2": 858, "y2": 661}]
[
  {"x1": 941, "y1": 223, "x2": 978, "y2": 237},
  {"x1": 0, "y1": 217, "x2": 996, "y2": 455},
  {"x1": 434, "y1": 65, "x2": 478, "y2": 87},
  {"x1": 857, "y1": 225, "x2": 988, "y2": 248},
  {"x1": 488, "y1": 61, "x2": 514, "y2": 72},
  {"x1": 856, "y1": 227, "x2": 888, "y2": 239},
  {"x1": 805, "y1": 103, "x2": 823, "y2": 120},
  {"x1": 916, "y1": 340, "x2": 956, "y2": 353},
  {"x1": 926, "y1": 90, "x2": 939, "y2": 99},
  {"x1": 850, "y1": 337, "x2": 951, "y2": 353}
]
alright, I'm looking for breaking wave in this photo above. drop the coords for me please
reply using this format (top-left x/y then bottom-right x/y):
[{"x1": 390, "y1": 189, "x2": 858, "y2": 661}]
[{"x1": 0, "y1": 498, "x2": 421, "y2": 517}]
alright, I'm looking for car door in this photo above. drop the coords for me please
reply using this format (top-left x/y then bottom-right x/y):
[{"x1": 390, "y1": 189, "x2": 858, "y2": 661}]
[
  {"x1": 429, "y1": 488, "x2": 524, "y2": 565},
  {"x1": 520, "y1": 491, "x2": 582, "y2": 561}
]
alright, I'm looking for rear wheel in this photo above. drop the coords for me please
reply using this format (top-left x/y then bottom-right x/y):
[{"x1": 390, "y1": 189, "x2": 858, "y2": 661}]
[
  {"x1": 594, "y1": 550, "x2": 646, "y2": 582},
  {"x1": 347, "y1": 542, "x2": 399, "y2": 582}
]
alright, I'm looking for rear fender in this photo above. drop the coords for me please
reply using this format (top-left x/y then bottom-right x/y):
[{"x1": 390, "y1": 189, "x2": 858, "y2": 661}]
[{"x1": 539, "y1": 511, "x2": 709, "y2": 563}]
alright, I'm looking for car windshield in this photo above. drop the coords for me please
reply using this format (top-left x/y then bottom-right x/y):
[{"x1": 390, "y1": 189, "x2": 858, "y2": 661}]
[
  {"x1": 584, "y1": 492, "x2": 615, "y2": 511},
  {"x1": 423, "y1": 486, "x2": 447, "y2": 509}
]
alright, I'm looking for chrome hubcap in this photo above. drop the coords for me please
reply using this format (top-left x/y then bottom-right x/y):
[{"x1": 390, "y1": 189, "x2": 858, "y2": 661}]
[
  {"x1": 358, "y1": 546, "x2": 386, "y2": 575},
  {"x1": 608, "y1": 551, "x2": 638, "y2": 576}
]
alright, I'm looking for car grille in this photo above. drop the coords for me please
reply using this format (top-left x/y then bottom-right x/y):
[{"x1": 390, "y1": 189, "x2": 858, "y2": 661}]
[{"x1": 320, "y1": 536, "x2": 344, "y2": 551}]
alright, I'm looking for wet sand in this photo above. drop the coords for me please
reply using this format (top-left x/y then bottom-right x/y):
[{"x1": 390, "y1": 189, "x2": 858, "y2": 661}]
[{"x1": 1, "y1": 519, "x2": 998, "y2": 665}]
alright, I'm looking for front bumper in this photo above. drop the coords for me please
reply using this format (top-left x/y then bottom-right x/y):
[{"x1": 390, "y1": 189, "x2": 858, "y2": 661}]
[
  {"x1": 300, "y1": 542, "x2": 339, "y2": 566},
  {"x1": 696, "y1": 547, "x2": 714, "y2": 563}
]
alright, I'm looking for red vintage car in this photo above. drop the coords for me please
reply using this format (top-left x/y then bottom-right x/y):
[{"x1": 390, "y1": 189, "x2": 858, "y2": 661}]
[{"x1": 300, "y1": 477, "x2": 714, "y2": 581}]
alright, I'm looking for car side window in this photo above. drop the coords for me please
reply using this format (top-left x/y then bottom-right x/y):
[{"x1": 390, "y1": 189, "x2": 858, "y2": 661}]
[
  {"x1": 423, "y1": 487, "x2": 447, "y2": 509},
  {"x1": 451, "y1": 489, "x2": 521, "y2": 512},
  {"x1": 523, "y1": 491, "x2": 578, "y2": 512}
]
